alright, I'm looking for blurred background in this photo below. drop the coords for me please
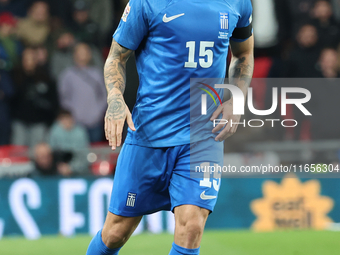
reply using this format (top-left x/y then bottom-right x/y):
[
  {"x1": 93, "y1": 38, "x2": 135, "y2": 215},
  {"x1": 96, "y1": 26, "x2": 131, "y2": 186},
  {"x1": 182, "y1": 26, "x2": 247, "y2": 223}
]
[{"x1": 0, "y1": 0, "x2": 340, "y2": 254}]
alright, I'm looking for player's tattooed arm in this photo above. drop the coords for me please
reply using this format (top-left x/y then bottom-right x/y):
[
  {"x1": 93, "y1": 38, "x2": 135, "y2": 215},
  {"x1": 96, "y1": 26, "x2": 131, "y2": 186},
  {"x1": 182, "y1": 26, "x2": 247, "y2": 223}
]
[
  {"x1": 104, "y1": 39, "x2": 132, "y2": 97},
  {"x1": 211, "y1": 35, "x2": 254, "y2": 142},
  {"x1": 229, "y1": 35, "x2": 254, "y2": 95},
  {"x1": 106, "y1": 94, "x2": 125, "y2": 119},
  {"x1": 104, "y1": 39, "x2": 135, "y2": 150}
]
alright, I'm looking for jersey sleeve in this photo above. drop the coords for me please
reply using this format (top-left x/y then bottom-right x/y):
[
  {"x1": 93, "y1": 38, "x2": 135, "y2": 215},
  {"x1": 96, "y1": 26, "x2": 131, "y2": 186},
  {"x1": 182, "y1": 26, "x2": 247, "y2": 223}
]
[
  {"x1": 113, "y1": 0, "x2": 149, "y2": 50},
  {"x1": 231, "y1": 0, "x2": 253, "y2": 42}
]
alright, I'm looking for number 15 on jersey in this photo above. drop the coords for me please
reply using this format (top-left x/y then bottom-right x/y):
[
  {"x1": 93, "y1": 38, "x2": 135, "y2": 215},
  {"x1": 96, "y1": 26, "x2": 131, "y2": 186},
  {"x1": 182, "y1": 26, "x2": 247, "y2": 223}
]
[{"x1": 185, "y1": 41, "x2": 215, "y2": 68}]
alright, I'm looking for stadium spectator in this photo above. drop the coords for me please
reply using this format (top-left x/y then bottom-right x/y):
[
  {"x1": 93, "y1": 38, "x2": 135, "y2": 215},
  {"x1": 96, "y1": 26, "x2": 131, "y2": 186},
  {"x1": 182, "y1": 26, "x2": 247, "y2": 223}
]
[
  {"x1": 311, "y1": 0, "x2": 340, "y2": 48},
  {"x1": 0, "y1": 0, "x2": 32, "y2": 18},
  {"x1": 0, "y1": 12, "x2": 22, "y2": 71},
  {"x1": 43, "y1": 0, "x2": 73, "y2": 26},
  {"x1": 58, "y1": 43, "x2": 107, "y2": 143},
  {"x1": 49, "y1": 109, "x2": 89, "y2": 175},
  {"x1": 16, "y1": 1, "x2": 50, "y2": 46},
  {"x1": 0, "y1": 69, "x2": 13, "y2": 145},
  {"x1": 32, "y1": 142, "x2": 58, "y2": 176},
  {"x1": 50, "y1": 32, "x2": 76, "y2": 79},
  {"x1": 317, "y1": 48, "x2": 340, "y2": 78},
  {"x1": 11, "y1": 47, "x2": 58, "y2": 147},
  {"x1": 71, "y1": 0, "x2": 100, "y2": 47},
  {"x1": 32, "y1": 142, "x2": 78, "y2": 177},
  {"x1": 50, "y1": 31, "x2": 103, "y2": 80},
  {"x1": 34, "y1": 44, "x2": 49, "y2": 70},
  {"x1": 275, "y1": 23, "x2": 323, "y2": 140},
  {"x1": 278, "y1": 0, "x2": 316, "y2": 42},
  {"x1": 285, "y1": 24, "x2": 322, "y2": 77},
  {"x1": 70, "y1": 0, "x2": 113, "y2": 46}
]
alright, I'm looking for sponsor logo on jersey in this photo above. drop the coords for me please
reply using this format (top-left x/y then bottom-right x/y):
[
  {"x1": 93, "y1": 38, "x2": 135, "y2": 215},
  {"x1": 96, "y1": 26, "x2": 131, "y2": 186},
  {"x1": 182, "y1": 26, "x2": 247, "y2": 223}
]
[
  {"x1": 122, "y1": 2, "x2": 131, "y2": 22},
  {"x1": 163, "y1": 13, "x2": 185, "y2": 23},
  {"x1": 126, "y1": 192, "x2": 137, "y2": 207}
]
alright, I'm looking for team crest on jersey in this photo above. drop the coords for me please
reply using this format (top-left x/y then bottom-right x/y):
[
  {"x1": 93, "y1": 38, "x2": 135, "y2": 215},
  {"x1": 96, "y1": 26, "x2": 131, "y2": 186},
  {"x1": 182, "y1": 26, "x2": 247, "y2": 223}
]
[
  {"x1": 220, "y1": 12, "x2": 229, "y2": 30},
  {"x1": 122, "y1": 2, "x2": 131, "y2": 22},
  {"x1": 126, "y1": 192, "x2": 137, "y2": 207},
  {"x1": 218, "y1": 12, "x2": 229, "y2": 39}
]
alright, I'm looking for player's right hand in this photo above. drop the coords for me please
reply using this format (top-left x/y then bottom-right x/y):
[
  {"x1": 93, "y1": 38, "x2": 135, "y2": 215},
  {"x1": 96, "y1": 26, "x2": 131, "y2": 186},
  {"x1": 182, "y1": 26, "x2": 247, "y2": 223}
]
[{"x1": 105, "y1": 93, "x2": 136, "y2": 150}]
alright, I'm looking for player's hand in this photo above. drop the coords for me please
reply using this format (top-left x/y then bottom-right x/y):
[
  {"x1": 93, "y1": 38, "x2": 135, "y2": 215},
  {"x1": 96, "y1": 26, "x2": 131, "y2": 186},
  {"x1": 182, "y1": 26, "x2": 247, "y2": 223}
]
[
  {"x1": 105, "y1": 93, "x2": 135, "y2": 150},
  {"x1": 210, "y1": 98, "x2": 241, "y2": 142}
]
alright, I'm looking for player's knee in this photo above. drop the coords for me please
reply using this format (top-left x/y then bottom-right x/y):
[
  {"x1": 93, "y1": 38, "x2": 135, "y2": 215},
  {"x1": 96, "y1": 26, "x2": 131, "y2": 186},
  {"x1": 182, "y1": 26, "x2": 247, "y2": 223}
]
[
  {"x1": 178, "y1": 219, "x2": 204, "y2": 243},
  {"x1": 101, "y1": 212, "x2": 142, "y2": 249},
  {"x1": 102, "y1": 228, "x2": 129, "y2": 248},
  {"x1": 186, "y1": 221, "x2": 204, "y2": 241}
]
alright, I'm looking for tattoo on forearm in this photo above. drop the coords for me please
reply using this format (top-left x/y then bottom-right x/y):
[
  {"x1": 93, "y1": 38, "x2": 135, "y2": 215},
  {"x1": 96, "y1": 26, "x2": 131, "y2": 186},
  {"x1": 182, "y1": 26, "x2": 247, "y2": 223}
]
[
  {"x1": 104, "y1": 40, "x2": 133, "y2": 119},
  {"x1": 104, "y1": 39, "x2": 132, "y2": 97},
  {"x1": 106, "y1": 94, "x2": 125, "y2": 119},
  {"x1": 229, "y1": 55, "x2": 254, "y2": 88}
]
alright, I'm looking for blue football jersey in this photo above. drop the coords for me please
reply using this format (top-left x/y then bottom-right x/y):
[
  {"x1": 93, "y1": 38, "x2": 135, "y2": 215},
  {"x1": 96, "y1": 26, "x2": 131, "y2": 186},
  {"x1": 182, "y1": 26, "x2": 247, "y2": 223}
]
[{"x1": 113, "y1": 0, "x2": 252, "y2": 147}]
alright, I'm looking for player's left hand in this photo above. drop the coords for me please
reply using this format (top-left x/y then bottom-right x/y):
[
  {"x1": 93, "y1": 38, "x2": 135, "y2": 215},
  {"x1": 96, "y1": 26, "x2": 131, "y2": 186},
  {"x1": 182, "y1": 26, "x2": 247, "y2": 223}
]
[
  {"x1": 105, "y1": 93, "x2": 136, "y2": 150},
  {"x1": 210, "y1": 98, "x2": 241, "y2": 142}
]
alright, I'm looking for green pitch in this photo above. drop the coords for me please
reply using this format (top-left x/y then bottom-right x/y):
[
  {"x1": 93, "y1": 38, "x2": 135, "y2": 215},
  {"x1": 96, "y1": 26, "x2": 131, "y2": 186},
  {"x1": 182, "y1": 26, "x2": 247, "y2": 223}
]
[{"x1": 1, "y1": 230, "x2": 339, "y2": 255}]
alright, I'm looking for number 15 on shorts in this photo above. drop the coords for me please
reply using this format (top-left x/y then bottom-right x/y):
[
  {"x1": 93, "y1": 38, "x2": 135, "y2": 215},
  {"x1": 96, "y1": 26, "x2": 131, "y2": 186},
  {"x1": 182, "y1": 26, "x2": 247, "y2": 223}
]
[{"x1": 199, "y1": 162, "x2": 221, "y2": 192}]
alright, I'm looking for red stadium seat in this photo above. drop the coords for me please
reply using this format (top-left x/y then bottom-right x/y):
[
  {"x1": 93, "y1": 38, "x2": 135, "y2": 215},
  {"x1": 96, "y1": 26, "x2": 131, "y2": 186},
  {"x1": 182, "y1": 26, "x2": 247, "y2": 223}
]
[
  {"x1": 251, "y1": 57, "x2": 273, "y2": 109},
  {"x1": 89, "y1": 143, "x2": 119, "y2": 176},
  {"x1": 0, "y1": 145, "x2": 29, "y2": 164}
]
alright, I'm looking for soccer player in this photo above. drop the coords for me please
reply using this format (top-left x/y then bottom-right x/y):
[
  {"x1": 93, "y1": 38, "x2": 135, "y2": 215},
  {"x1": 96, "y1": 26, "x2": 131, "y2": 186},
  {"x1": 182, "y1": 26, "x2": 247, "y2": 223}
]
[{"x1": 86, "y1": 0, "x2": 254, "y2": 254}]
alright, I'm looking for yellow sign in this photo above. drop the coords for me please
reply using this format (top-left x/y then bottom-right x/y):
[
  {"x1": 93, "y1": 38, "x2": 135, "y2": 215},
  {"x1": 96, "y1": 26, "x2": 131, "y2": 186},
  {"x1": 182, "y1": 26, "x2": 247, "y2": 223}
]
[{"x1": 251, "y1": 175, "x2": 334, "y2": 231}]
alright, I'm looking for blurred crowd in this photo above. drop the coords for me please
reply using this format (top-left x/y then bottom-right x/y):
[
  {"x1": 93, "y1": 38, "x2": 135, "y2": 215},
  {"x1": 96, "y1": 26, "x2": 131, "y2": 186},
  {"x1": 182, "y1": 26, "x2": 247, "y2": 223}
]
[
  {"x1": 0, "y1": 0, "x2": 128, "y2": 176},
  {"x1": 242, "y1": 0, "x2": 340, "y2": 142},
  {"x1": 253, "y1": 0, "x2": 340, "y2": 78},
  {"x1": 0, "y1": 0, "x2": 339, "y2": 176}
]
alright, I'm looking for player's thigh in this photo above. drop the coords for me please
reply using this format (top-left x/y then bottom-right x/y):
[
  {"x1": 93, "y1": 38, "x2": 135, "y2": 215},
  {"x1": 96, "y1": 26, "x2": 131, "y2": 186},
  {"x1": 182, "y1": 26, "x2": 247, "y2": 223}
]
[{"x1": 102, "y1": 211, "x2": 142, "y2": 247}]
